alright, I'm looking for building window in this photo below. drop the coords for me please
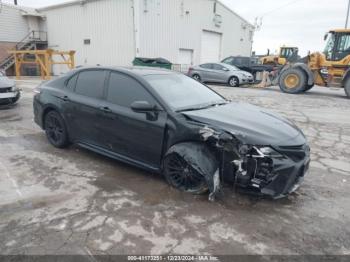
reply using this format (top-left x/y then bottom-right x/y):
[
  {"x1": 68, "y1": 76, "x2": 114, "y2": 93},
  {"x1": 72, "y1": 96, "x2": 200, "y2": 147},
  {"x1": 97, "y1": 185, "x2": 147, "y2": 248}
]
[{"x1": 84, "y1": 39, "x2": 91, "y2": 45}]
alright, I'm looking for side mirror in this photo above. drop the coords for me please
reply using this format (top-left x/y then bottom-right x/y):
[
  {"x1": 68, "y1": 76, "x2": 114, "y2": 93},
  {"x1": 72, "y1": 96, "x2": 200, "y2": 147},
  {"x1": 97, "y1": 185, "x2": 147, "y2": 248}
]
[
  {"x1": 131, "y1": 101, "x2": 156, "y2": 112},
  {"x1": 223, "y1": 68, "x2": 229, "y2": 71}
]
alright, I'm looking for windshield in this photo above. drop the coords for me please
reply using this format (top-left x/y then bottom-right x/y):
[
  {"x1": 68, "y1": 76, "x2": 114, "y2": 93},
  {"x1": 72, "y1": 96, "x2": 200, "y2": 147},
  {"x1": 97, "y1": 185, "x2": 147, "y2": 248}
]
[
  {"x1": 224, "y1": 64, "x2": 239, "y2": 71},
  {"x1": 334, "y1": 33, "x2": 350, "y2": 60},
  {"x1": 145, "y1": 74, "x2": 226, "y2": 111}
]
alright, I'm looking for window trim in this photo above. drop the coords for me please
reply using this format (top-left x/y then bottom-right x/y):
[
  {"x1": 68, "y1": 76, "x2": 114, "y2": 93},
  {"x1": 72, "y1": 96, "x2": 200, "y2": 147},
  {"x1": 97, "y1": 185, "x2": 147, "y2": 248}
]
[{"x1": 64, "y1": 73, "x2": 79, "y2": 90}]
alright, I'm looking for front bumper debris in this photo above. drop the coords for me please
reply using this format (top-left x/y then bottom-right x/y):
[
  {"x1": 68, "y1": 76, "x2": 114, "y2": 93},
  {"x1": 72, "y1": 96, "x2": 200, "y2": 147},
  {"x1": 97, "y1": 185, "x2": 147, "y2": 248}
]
[
  {"x1": 233, "y1": 144, "x2": 310, "y2": 198},
  {"x1": 0, "y1": 87, "x2": 20, "y2": 105}
]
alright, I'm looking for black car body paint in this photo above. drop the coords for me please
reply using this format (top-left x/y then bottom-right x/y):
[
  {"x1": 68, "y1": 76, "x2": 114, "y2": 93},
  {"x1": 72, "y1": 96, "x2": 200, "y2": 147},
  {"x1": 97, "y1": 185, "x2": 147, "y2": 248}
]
[{"x1": 33, "y1": 66, "x2": 310, "y2": 200}]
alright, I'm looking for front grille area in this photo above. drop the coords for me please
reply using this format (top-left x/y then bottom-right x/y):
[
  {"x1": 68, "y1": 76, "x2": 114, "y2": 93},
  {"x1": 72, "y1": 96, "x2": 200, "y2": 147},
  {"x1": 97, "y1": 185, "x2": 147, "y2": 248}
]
[
  {"x1": 279, "y1": 144, "x2": 304, "y2": 150},
  {"x1": 0, "y1": 87, "x2": 12, "y2": 93},
  {"x1": 277, "y1": 144, "x2": 310, "y2": 162}
]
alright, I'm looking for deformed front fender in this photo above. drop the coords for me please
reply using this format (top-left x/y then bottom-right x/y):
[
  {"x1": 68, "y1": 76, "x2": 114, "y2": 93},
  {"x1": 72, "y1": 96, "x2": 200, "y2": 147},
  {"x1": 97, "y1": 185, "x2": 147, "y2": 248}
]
[{"x1": 165, "y1": 142, "x2": 220, "y2": 201}]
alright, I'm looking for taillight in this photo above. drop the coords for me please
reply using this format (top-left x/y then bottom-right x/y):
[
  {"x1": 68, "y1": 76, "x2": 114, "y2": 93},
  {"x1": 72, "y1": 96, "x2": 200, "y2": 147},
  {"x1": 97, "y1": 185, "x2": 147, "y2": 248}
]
[{"x1": 188, "y1": 67, "x2": 193, "y2": 75}]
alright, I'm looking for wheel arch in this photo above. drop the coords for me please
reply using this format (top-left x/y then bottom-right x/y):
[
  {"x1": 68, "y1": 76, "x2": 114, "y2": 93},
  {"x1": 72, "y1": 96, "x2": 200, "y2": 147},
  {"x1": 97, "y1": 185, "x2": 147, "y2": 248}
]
[
  {"x1": 163, "y1": 141, "x2": 219, "y2": 197},
  {"x1": 164, "y1": 141, "x2": 218, "y2": 170},
  {"x1": 291, "y1": 63, "x2": 314, "y2": 86},
  {"x1": 228, "y1": 75, "x2": 239, "y2": 86},
  {"x1": 42, "y1": 104, "x2": 63, "y2": 130},
  {"x1": 342, "y1": 68, "x2": 350, "y2": 87}
]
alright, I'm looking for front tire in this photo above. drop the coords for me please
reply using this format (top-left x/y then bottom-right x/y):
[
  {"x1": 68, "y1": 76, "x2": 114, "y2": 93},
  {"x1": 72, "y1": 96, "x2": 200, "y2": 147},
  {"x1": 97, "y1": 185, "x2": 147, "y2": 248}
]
[
  {"x1": 228, "y1": 76, "x2": 239, "y2": 87},
  {"x1": 279, "y1": 68, "x2": 307, "y2": 94},
  {"x1": 345, "y1": 77, "x2": 350, "y2": 99},
  {"x1": 163, "y1": 152, "x2": 208, "y2": 194},
  {"x1": 44, "y1": 110, "x2": 69, "y2": 148}
]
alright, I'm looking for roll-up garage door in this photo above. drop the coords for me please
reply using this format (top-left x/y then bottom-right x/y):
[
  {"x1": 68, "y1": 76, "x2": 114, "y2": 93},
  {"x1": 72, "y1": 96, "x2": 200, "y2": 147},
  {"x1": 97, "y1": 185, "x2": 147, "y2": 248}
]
[{"x1": 200, "y1": 30, "x2": 222, "y2": 63}]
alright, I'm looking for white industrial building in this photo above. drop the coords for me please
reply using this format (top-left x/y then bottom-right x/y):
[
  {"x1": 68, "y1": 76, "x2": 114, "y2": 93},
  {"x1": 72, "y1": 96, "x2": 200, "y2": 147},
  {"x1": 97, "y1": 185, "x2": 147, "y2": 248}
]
[
  {"x1": 39, "y1": 0, "x2": 254, "y2": 74},
  {"x1": 0, "y1": 0, "x2": 254, "y2": 75}
]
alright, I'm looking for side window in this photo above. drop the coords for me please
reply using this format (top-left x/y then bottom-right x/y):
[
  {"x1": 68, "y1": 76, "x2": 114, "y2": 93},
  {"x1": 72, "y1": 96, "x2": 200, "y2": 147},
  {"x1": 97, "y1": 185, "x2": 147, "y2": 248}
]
[
  {"x1": 232, "y1": 58, "x2": 241, "y2": 65},
  {"x1": 107, "y1": 72, "x2": 154, "y2": 107},
  {"x1": 242, "y1": 58, "x2": 250, "y2": 66},
  {"x1": 212, "y1": 64, "x2": 224, "y2": 70},
  {"x1": 200, "y1": 63, "x2": 213, "y2": 69},
  {"x1": 66, "y1": 74, "x2": 78, "y2": 90},
  {"x1": 75, "y1": 70, "x2": 106, "y2": 99}
]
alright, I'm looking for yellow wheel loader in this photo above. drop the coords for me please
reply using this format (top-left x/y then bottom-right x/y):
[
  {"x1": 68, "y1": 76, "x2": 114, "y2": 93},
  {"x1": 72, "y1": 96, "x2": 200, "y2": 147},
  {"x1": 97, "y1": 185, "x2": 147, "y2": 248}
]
[
  {"x1": 261, "y1": 46, "x2": 299, "y2": 66},
  {"x1": 278, "y1": 29, "x2": 350, "y2": 98}
]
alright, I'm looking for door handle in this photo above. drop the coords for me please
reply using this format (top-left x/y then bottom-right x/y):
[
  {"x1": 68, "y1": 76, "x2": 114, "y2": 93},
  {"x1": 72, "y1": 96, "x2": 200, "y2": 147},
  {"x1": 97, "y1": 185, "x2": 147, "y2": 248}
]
[
  {"x1": 100, "y1": 106, "x2": 112, "y2": 113},
  {"x1": 60, "y1": 95, "x2": 70, "y2": 102}
]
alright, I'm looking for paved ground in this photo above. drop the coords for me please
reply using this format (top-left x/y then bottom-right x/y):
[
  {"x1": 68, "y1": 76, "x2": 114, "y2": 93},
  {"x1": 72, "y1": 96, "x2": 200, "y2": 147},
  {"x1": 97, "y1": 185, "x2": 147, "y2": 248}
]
[{"x1": 0, "y1": 80, "x2": 350, "y2": 256}]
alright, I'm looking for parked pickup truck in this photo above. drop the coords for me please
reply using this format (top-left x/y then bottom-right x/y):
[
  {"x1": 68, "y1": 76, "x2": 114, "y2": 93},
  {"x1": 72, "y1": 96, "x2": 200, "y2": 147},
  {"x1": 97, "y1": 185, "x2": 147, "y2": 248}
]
[{"x1": 222, "y1": 56, "x2": 275, "y2": 78}]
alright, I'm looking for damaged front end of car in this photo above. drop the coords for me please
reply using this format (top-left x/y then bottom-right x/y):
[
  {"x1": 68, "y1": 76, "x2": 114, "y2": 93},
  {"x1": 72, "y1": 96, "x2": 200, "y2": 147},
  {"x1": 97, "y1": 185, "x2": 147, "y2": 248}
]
[{"x1": 191, "y1": 123, "x2": 311, "y2": 201}]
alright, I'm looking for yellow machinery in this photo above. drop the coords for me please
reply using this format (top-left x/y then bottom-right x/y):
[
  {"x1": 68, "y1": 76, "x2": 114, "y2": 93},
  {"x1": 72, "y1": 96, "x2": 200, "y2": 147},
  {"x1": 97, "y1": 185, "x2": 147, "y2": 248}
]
[
  {"x1": 9, "y1": 49, "x2": 75, "y2": 80},
  {"x1": 278, "y1": 29, "x2": 350, "y2": 98},
  {"x1": 261, "y1": 46, "x2": 299, "y2": 66}
]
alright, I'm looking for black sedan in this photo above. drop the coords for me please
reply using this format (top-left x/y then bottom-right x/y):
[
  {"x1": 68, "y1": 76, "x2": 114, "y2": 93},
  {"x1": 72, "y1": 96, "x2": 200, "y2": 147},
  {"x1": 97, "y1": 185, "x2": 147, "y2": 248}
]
[{"x1": 33, "y1": 66, "x2": 310, "y2": 200}]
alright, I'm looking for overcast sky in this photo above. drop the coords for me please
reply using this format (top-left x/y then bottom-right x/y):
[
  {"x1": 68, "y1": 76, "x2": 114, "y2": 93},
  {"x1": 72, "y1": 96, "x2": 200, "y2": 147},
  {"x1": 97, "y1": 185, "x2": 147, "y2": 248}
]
[{"x1": 2, "y1": 0, "x2": 348, "y2": 56}]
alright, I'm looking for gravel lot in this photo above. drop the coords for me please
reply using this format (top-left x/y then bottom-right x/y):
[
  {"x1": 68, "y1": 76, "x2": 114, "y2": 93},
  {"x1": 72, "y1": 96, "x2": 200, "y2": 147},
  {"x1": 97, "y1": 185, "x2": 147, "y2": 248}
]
[{"x1": 0, "y1": 80, "x2": 349, "y2": 256}]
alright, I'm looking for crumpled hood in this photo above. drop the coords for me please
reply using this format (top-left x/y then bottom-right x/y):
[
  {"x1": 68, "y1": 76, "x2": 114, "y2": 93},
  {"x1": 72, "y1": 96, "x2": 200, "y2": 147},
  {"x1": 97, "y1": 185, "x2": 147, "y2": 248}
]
[
  {"x1": 183, "y1": 102, "x2": 306, "y2": 146},
  {"x1": 0, "y1": 77, "x2": 15, "y2": 88}
]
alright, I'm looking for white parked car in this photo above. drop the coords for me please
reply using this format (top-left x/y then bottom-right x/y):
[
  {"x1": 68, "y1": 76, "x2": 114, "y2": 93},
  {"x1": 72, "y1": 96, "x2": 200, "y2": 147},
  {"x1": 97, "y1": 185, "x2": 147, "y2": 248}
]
[{"x1": 0, "y1": 71, "x2": 20, "y2": 105}]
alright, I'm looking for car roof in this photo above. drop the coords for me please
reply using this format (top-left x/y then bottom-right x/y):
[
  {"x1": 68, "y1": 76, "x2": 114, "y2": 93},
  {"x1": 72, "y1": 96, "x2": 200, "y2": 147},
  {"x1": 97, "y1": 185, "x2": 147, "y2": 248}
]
[{"x1": 74, "y1": 66, "x2": 177, "y2": 76}]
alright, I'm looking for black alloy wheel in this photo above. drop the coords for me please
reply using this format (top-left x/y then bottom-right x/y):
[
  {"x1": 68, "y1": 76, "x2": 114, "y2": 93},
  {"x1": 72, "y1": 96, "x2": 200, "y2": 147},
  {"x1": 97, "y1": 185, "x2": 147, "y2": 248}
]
[
  {"x1": 163, "y1": 153, "x2": 208, "y2": 194},
  {"x1": 44, "y1": 111, "x2": 69, "y2": 148}
]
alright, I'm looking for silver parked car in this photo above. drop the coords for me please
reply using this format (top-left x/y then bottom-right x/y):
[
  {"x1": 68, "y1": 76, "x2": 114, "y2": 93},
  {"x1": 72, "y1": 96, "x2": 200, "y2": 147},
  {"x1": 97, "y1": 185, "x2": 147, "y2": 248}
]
[
  {"x1": 188, "y1": 63, "x2": 253, "y2": 87},
  {"x1": 0, "y1": 71, "x2": 20, "y2": 105}
]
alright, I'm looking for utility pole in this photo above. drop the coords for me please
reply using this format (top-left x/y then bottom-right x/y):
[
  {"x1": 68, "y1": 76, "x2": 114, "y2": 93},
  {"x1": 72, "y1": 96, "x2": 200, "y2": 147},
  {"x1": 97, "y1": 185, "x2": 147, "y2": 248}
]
[{"x1": 346, "y1": 0, "x2": 350, "y2": 28}]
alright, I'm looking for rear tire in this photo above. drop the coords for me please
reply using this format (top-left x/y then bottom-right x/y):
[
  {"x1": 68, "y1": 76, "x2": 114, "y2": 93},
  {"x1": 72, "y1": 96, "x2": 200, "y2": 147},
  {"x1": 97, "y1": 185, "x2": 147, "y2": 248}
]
[
  {"x1": 279, "y1": 68, "x2": 307, "y2": 94},
  {"x1": 44, "y1": 110, "x2": 69, "y2": 148},
  {"x1": 228, "y1": 76, "x2": 239, "y2": 87},
  {"x1": 304, "y1": 84, "x2": 314, "y2": 92},
  {"x1": 345, "y1": 77, "x2": 350, "y2": 99},
  {"x1": 192, "y1": 74, "x2": 201, "y2": 82}
]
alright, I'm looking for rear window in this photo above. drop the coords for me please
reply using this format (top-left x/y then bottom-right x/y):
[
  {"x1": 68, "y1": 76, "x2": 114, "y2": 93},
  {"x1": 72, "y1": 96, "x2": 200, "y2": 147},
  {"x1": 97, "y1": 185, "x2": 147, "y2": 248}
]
[
  {"x1": 200, "y1": 64, "x2": 213, "y2": 69},
  {"x1": 75, "y1": 70, "x2": 106, "y2": 99}
]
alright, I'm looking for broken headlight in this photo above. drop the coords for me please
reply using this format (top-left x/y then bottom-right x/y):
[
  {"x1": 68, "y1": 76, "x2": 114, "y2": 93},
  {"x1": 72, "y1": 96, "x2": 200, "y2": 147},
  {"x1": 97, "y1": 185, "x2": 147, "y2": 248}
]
[
  {"x1": 11, "y1": 85, "x2": 17, "y2": 92},
  {"x1": 254, "y1": 146, "x2": 284, "y2": 159}
]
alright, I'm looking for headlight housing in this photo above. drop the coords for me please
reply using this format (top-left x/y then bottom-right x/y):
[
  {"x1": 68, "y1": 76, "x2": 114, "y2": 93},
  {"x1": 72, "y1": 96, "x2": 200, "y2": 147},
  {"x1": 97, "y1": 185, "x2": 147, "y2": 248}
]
[
  {"x1": 254, "y1": 146, "x2": 284, "y2": 158},
  {"x1": 10, "y1": 85, "x2": 17, "y2": 92}
]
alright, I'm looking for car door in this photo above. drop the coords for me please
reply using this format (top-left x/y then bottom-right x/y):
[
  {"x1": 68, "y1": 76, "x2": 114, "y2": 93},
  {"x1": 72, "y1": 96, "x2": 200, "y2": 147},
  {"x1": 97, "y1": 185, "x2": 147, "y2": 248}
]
[
  {"x1": 212, "y1": 64, "x2": 229, "y2": 83},
  {"x1": 198, "y1": 63, "x2": 217, "y2": 82},
  {"x1": 64, "y1": 69, "x2": 107, "y2": 147},
  {"x1": 98, "y1": 71, "x2": 167, "y2": 168}
]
